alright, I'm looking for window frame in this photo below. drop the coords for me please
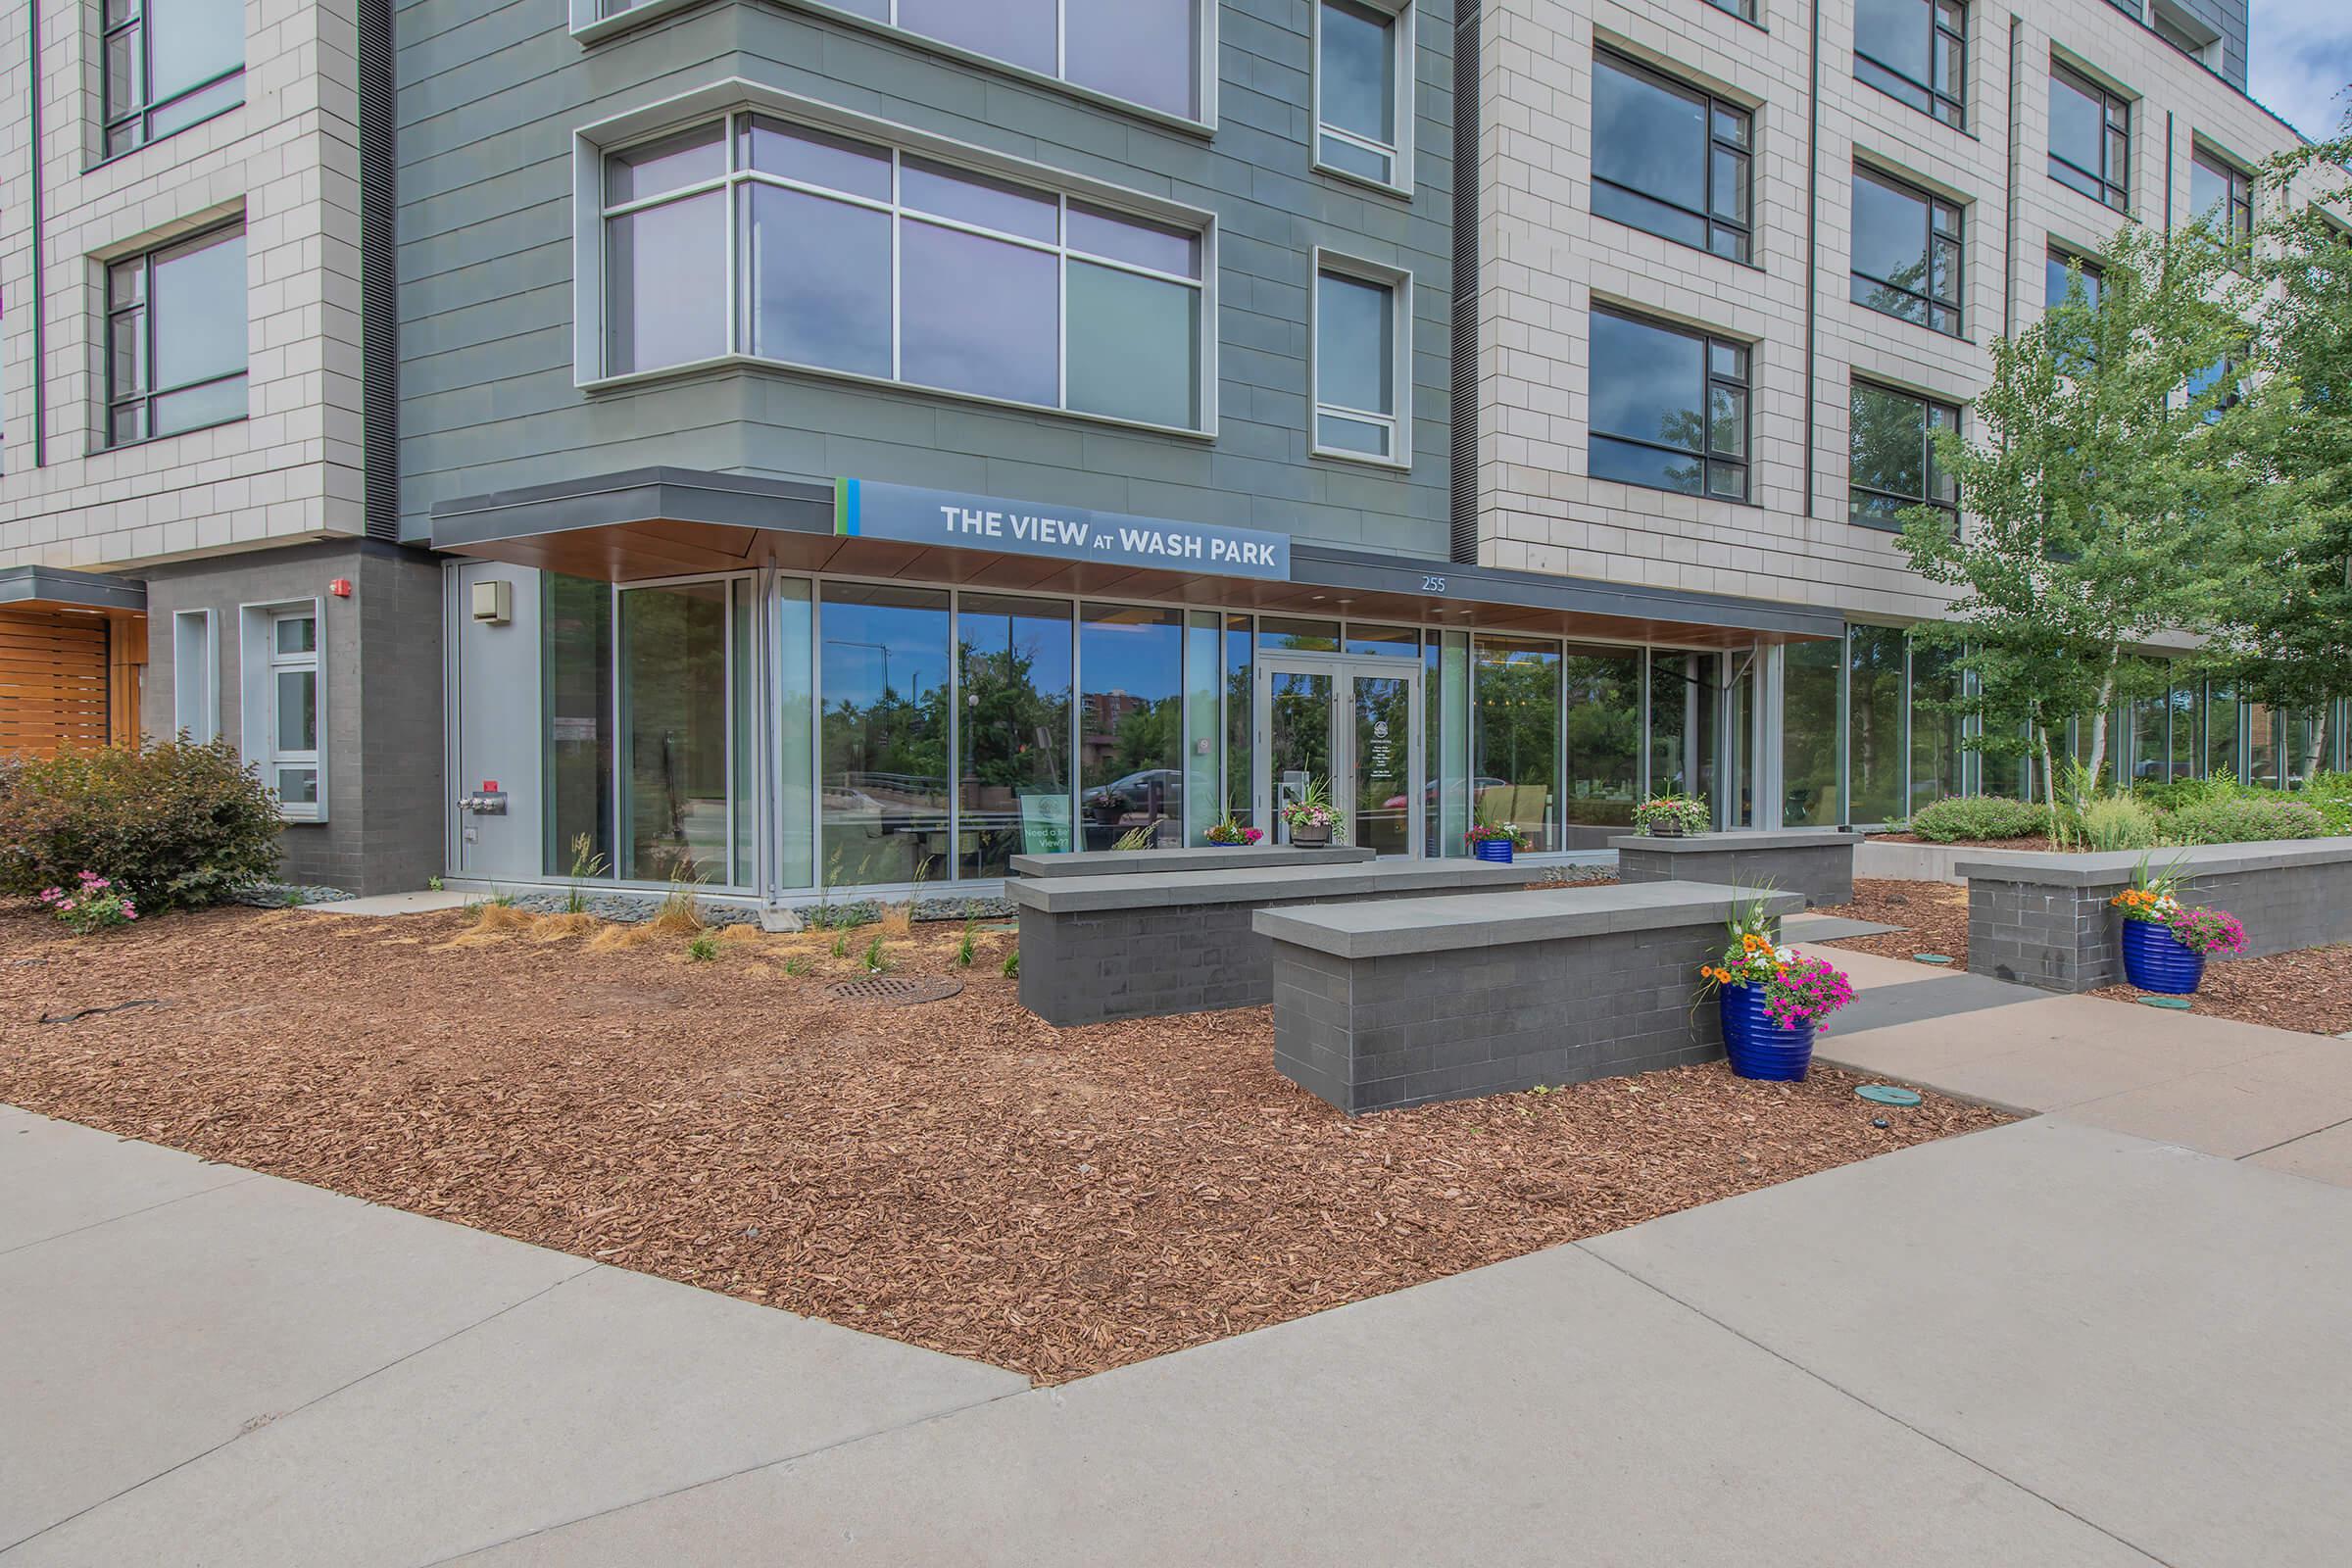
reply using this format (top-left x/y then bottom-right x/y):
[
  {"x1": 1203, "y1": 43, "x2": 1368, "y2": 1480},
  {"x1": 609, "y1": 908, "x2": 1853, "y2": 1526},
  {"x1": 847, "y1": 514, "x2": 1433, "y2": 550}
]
[
  {"x1": 2190, "y1": 144, "x2": 2253, "y2": 246},
  {"x1": 2044, "y1": 244, "x2": 2105, "y2": 309},
  {"x1": 1853, "y1": 0, "x2": 1968, "y2": 129},
  {"x1": 102, "y1": 219, "x2": 250, "y2": 451},
  {"x1": 1311, "y1": 0, "x2": 1416, "y2": 197},
  {"x1": 96, "y1": 0, "x2": 247, "y2": 163},
  {"x1": 2048, "y1": 62, "x2": 2132, "y2": 212},
  {"x1": 1849, "y1": 164, "x2": 1965, "y2": 337},
  {"x1": 1309, "y1": 247, "x2": 1414, "y2": 469},
  {"x1": 568, "y1": 2, "x2": 1220, "y2": 133},
  {"x1": 237, "y1": 598, "x2": 326, "y2": 824},
  {"x1": 1589, "y1": 48, "x2": 1754, "y2": 266},
  {"x1": 1586, "y1": 305, "x2": 1753, "y2": 505},
  {"x1": 1847, "y1": 378, "x2": 1960, "y2": 533},
  {"x1": 1702, "y1": 0, "x2": 1758, "y2": 22},
  {"x1": 576, "y1": 93, "x2": 1220, "y2": 440}
]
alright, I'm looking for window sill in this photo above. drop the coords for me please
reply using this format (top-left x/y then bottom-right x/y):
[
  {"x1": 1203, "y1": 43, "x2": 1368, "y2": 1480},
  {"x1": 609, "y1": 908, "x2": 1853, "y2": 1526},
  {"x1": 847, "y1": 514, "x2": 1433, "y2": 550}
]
[
  {"x1": 2046, "y1": 173, "x2": 2133, "y2": 221},
  {"x1": 1854, "y1": 76, "x2": 1975, "y2": 140},
  {"x1": 1312, "y1": 158, "x2": 1413, "y2": 203},
  {"x1": 570, "y1": 0, "x2": 1218, "y2": 141},
  {"x1": 1310, "y1": 441, "x2": 1413, "y2": 471},
  {"x1": 99, "y1": 413, "x2": 249, "y2": 456},
  {"x1": 580, "y1": 355, "x2": 1216, "y2": 444},
  {"x1": 1592, "y1": 213, "x2": 1764, "y2": 273},
  {"x1": 84, "y1": 96, "x2": 246, "y2": 175},
  {"x1": 278, "y1": 809, "x2": 325, "y2": 825},
  {"x1": 1851, "y1": 297, "x2": 1971, "y2": 347},
  {"x1": 1584, "y1": 470, "x2": 1759, "y2": 510}
]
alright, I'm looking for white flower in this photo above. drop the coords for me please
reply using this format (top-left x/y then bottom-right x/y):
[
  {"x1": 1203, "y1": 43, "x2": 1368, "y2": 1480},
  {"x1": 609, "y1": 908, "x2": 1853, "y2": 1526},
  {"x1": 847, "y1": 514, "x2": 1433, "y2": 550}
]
[{"x1": 1774, "y1": 946, "x2": 1794, "y2": 962}]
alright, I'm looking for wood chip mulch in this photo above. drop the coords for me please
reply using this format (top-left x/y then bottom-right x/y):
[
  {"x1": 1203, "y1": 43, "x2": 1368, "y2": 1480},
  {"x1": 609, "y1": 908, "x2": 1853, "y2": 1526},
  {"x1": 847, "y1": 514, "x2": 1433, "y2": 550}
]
[
  {"x1": 0, "y1": 903, "x2": 2007, "y2": 1385},
  {"x1": 1813, "y1": 878, "x2": 1973, "y2": 966},
  {"x1": 1869, "y1": 833, "x2": 2062, "y2": 852},
  {"x1": 2090, "y1": 946, "x2": 2352, "y2": 1037}
]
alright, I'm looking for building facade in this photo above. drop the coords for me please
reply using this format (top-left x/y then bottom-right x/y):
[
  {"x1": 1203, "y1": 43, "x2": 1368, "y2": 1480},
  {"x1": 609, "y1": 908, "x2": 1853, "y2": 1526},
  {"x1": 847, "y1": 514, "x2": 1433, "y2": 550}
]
[{"x1": 0, "y1": 0, "x2": 2338, "y2": 904}]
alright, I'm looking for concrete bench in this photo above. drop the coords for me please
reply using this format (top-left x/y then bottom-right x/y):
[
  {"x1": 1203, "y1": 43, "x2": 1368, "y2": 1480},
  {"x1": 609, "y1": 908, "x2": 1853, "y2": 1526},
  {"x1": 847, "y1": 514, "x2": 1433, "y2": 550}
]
[
  {"x1": 1960, "y1": 837, "x2": 2352, "y2": 993},
  {"x1": 1010, "y1": 859, "x2": 1536, "y2": 1025},
  {"x1": 1255, "y1": 882, "x2": 1804, "y2": 1114},
  {"x1": 1006, "y1": 845, "x2": 1374, "y2": 877},
  {"x1": 1610, "y1": 828, "x2": 1860, "y2": 908}
]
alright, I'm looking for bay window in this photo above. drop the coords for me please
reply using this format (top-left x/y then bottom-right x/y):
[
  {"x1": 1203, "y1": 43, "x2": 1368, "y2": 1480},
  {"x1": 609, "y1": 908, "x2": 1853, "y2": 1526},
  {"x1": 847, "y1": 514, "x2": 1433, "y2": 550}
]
[
  {"x1": 105, "y1": 221, "x2": 248, "y2": 447},
  {"x1": 597, "y1": 113, "x2": 1207, "y2": 433}
]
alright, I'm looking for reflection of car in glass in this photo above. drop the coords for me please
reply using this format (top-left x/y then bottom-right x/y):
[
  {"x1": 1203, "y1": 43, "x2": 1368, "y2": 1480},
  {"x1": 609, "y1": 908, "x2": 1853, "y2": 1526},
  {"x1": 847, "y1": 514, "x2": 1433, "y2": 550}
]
[
  {"x1": 1088, "y1": 768, "x2": 1182, "y2": 818},
  {"x1": 1381, "y1": 776, "x2": 1508, "y2": 809}
]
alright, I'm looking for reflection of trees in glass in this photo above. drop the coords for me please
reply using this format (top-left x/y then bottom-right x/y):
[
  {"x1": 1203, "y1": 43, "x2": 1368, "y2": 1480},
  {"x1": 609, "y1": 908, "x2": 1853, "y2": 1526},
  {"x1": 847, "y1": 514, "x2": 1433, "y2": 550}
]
[
  {"x1": 543, "y1": 573, "x2": 612, "y2": 876},
  {"x1": 621, "y1": 582, "x2": 734, "y2": 884},
  {"x1": 1782, "y1": 638, "x2": 1841, "y2": 825},
  {"x1": 1909, "y1": 642, "x2": 1963, "y2": 808},
  {"x1": 957, "y1": 603, "x2": 1071, "y2": 877},
  {"x1": 1561, "y1": 649, "x2": 1640, "y2": 835},
  {"x1": 1848, "y1": 625, "x2": 1906, "y2": 823},
  {"x1": 819, "y1": 589, "x2": 951, "y2": 885},
  {"x1": 1474, "y1": 640, "x2": 1559, "y2": 852}
]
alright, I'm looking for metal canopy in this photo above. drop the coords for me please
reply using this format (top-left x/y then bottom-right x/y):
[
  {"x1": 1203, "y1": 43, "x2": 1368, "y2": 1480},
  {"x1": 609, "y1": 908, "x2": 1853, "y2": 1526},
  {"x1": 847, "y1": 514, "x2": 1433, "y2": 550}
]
[{"x1": 426, "y1": 466, "x2": 1842, "y2": 650}]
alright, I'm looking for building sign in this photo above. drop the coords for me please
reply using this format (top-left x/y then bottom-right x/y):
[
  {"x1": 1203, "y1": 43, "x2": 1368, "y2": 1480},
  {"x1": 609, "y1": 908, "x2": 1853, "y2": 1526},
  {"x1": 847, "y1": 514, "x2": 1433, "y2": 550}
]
[{"x1": 836, "y1": 478, "x2": 1291, "y2": 581}]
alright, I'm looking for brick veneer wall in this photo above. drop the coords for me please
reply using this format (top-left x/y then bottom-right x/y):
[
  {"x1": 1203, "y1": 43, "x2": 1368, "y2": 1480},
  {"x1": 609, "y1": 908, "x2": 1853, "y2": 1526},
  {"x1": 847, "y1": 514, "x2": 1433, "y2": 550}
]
[{"x1": 1963, "y1": 842, "x2": 2352, "y2": 993}]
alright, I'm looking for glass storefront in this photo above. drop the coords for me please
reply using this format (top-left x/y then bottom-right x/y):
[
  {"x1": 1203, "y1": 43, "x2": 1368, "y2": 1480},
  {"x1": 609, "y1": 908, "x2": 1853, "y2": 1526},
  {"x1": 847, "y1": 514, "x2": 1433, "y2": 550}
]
[
  {"x1": 955, "y1": 594, "x2": 1072, "y2": 878},
  {"x1": 1473, "y1": 636, "x2": 1561, "y2": 853},
  {"x1": 1560, "y1": 644, "x2": 1641, "y2": 848},
  {"x1": 618, "y1": 579, "x2": 752, "y2": 886},
  {"x1": 1847, "y1": 624, "x2": 1906, "y2": 824},
  {"x1": 1080, "y1": 604, "x2": 1183, "y2": 849},
  {"x1": 1907, "y1": 643, "x2": 1962, "y2": 812},
  {"x1": 819, "y1": 583, "x2": 953, "y2": 886},
  {"x1": 1781, "y1": 637, "x2": 1841, "y2": 826}
]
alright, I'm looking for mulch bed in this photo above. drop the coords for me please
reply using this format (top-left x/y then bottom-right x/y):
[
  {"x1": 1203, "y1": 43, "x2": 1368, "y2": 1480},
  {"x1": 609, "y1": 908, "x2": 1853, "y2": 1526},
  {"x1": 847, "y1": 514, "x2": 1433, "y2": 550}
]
[
  {"x1": 1870, "y1": 833, "x2": 2062, "y2": 852},
  {"x1": 1811, "y1": 878, "x2": 1973, "y2": 966},
  {"x1": 0, "y1": 903, "x2": 2005, "y2": 1385},
  {"x1": 2090, "y1": 947, "x2": 2352, "y2": 1036}
]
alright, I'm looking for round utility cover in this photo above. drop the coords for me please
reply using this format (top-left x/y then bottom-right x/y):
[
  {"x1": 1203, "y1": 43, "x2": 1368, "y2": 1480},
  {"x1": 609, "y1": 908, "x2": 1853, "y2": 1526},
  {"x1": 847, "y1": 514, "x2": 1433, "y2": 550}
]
[
  {"x1": 826, "y1": 976, "x2": 965, "y2": 1005},
  {"x1": 1912, "y1": 954, "x2": 1954, "y2": 965},
  {"x1": 2136, "y1": 994, "x2": 2193, "y2": 1010},
  {"x1": 1856, "y1": 1084, "x2": 1924, "y2": 1106}
]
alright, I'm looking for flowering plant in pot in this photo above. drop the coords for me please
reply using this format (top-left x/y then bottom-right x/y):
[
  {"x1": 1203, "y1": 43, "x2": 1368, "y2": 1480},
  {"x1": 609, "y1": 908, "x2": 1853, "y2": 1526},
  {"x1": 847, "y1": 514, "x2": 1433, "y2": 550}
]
[
  {"x1": 1633, "y1": 793, "x2": 1709, "y2": 837},
  {"x1": 1699, "y1": 894, "x2": 1854, "y2": 1080},
  {"x1": 1204, "y1": 816, "x2": 1265, "y2": 847},
  {"x1": 1467, "y1": 819, "x2": 1528, "y2": 863},
  {"x1": 38, "y1": 870, "x2": 139, "y2": 936},
  {"x1": 2109, "y1": 858, "x2": 2246, "y2": 994},
  {"x1": 1279, "y1": 778, "x2": 1340, "y2": 848}
]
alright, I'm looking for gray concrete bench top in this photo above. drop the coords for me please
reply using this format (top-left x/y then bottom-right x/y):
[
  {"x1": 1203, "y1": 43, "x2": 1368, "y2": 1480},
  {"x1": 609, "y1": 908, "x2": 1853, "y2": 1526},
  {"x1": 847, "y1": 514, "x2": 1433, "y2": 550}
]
[
  {"x1": 1606, "y1": 829, "x2": 1861, "y2": 853},
  {"x1": 1007, "y1": 845, "x2": 1375, "y2": 878},
  {"x1": 1252, "y1": 881, "x2": 1803, "y2": 959},
  {"x1": 1955, "y1": 836, "x2": 2352, "y2": 886},
  {"x1": 1007, "y1": 858, "x2": 1532, "y2": 913}
]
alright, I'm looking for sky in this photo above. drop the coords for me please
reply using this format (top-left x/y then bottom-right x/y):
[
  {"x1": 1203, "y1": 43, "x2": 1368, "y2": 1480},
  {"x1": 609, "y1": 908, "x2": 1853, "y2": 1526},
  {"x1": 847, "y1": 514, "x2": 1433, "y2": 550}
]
[{"x1": 2248, "y1": 0, "x2": 2352, "y2": 142}]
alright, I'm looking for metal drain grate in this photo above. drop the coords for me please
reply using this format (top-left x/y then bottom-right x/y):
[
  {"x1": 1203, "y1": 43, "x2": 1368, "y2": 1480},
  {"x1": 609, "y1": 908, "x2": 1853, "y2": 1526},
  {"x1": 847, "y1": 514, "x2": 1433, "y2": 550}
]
[{"x1": 826, "y1": 975, "x2": 964, "y2": 1005}]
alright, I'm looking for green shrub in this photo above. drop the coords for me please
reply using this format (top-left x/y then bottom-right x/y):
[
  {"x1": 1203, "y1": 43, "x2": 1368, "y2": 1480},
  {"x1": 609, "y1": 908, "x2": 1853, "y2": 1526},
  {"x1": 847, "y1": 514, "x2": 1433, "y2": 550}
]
[
  {"x1": 2076, "y1": 795, "x2": 2160, "y2": 852},
  {"x1": 1905, "y1": 795, "x2": 2047, "y2": 843},
  {"x1": 0, "y1": 740, "x2": 279, "y2": 911},
  {"x1": 2160, "y1": 796, "x2": 2328, "y2": 845},
  {"x1": 2135, "y1": 776, "x2": 2253, "y2": 813},
  {"x1": 2297, "y1": 771, "x2": 2352, "y2": 835}
]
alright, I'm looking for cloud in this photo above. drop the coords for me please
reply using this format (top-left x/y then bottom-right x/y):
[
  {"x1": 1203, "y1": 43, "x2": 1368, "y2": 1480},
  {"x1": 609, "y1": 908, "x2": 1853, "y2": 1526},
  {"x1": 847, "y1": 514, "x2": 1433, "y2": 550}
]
[{"x1": 2248, "y1": 0, "x2": 2352, "y2": 141}]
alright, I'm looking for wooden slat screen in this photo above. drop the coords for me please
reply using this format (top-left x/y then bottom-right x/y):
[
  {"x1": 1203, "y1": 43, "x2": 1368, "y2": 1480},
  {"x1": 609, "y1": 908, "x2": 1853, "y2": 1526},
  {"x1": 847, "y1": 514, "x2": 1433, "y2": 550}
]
[{"x1": 0, "y1": 609, "x2": 112, "y2": 759}]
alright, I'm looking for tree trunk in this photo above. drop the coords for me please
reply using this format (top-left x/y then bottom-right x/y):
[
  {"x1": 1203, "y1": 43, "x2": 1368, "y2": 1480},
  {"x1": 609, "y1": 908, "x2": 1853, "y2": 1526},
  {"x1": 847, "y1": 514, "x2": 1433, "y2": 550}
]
[{"x1": 2306, "y1": 708, "x2": 2331, "y2": 783}]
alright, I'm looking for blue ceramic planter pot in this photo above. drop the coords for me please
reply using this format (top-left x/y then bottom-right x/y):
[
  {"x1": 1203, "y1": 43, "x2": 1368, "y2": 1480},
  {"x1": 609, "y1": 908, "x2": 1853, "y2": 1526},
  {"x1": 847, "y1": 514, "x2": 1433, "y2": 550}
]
[
  {"x1": 2121, "y1": 918, "x2": 2205, "y2": 994},
  {"x1": 1719, "y1": 983, "x2": 1816, "y2": 1081},
  {"x1": 1473, "y1": 838, "x2": 1516, "y2": 863}
]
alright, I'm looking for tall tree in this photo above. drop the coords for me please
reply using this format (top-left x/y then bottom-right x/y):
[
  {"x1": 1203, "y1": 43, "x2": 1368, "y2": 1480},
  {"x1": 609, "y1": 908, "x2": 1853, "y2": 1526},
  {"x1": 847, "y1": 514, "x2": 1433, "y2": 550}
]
[
  {"x1": 2204, "y1": 130, "x2": 2352, "y2": 779},
  {"x1": 1894, "y1": 220, "x2": 2271, "y2": 814}
]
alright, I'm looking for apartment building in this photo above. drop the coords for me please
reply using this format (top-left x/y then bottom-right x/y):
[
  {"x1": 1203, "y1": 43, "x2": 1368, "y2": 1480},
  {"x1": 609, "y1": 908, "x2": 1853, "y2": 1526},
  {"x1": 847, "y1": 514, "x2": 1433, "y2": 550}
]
[
  {"x1": 0, "y1": 0, "x2": 434, "y2": 891},
  {"x1": 1, "y1": 0, "x2": 2336, "y2": 903}
]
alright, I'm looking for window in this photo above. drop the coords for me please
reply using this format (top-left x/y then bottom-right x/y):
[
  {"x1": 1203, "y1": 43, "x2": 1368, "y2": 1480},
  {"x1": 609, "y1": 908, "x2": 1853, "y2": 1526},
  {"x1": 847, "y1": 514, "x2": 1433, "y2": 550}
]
[
  {"x1": 1315, "y1": 0, "x2": 1411, "y2": 190},
  {"x1": 267, "y1": 610, "x2": 320, "y2": 817},
  {"x1": 2044, "y1": 247, "x2": 2104, "y2": 309},
  {"x1": 170, "y1": 609, "x2": 217, "y2": 743},
  {"x1": 2186, "y1": 354, "x2": 2242, "y2": 418},
  {"x1": 1313, "y1": 257, "x2": 1410, "y2": 464},
  {"x1": 2049, "y1": 64, "x2": 2131, "y2": 211},
  {"x1": 599, "y1": 114, "x2": 1207, "y2": 432},
  {"x1": 1588, "y1": 308, "x2": 1749, "y2": 502},
  {"x1": 1704, "y1": 0, "x2": 1756, "y2": 19},
  {"x1": 2190, "y1": 147, "x2": 2252, "y2": 244},
  {"x1": 1854, "y1": 0, "x2": 1967, "y2": 129},
  {"x1": 594, "y1": 2, "x2": 1205, "y2": 122},
  {"x1": 1849, "y1": 381, "x2": 1959, "y2": 530},
  {"x1": 100, "y1": 0, "x2": 244, "y2": 158},
  {"x1": 1591, "y1": 52, "x2": 1752, "y2": 264},
  {"x1": 1851, "y1": 168, "x2": 1963, "y2": 335},
  {"x1": 105, "y1": 222, "x2": 248, "y2": 446}
]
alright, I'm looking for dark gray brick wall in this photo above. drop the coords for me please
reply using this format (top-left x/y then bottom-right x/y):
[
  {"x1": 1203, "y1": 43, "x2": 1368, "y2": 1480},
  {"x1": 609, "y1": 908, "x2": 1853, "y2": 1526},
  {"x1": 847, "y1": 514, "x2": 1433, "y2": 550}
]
[
  {"x1": 1019, "y1": 874, "x2": 1522, "y2": 1025},
  {"x1": 1617, "y1": 842, "x2": 1854, "y2": 908},
  {"x1": 1969, "y1": 855, "x2": 2352, "y2": 993},
  {"x1": 1272, "y1": 922, "x2": 1727, "y2": 1114},
  {"x1": 139, "y1": 540, "x2": 444, "y2": 897}
]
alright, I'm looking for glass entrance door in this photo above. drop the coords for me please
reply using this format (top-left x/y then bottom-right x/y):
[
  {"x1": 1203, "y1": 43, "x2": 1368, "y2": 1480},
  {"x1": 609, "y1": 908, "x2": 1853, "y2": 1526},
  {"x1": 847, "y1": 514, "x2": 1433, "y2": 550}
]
[{"x1": 1255, "y1": 656, "x2": 1423, "y2": 855}]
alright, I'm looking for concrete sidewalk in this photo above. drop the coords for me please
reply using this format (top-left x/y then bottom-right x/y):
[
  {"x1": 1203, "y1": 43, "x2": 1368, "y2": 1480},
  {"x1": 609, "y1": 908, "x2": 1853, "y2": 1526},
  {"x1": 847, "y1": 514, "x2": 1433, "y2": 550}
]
[
  {"x1": 1819, "y1": 979, "x2": 2352, "y2": 1183},
  {"x1": 11, "y1": 1101, "x2": 2352, "y2": 1567}
]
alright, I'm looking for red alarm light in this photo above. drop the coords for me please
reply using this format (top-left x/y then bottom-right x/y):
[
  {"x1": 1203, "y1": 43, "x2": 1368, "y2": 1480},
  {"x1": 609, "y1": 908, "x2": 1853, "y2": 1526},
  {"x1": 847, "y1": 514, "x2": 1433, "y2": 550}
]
[{"x1": 329, "y1": 577, "x2": 353, "y2": 598}]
